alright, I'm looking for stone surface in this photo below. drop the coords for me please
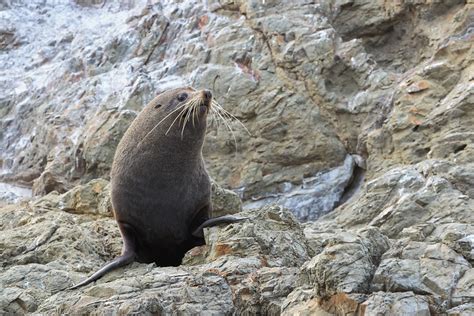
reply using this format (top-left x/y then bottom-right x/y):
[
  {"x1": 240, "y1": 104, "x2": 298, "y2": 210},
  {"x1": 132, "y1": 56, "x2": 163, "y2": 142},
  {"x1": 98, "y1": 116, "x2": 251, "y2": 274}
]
[
  {"x1": 372, "y1": 239, "x2": 470, "y2": 307},
  {"x1": 360, "y1": 292, "x2": 431, "y2": 316},
  {"x1": 57, "y1": 178, "x2": 112, "y2": 217},
  {"x1": 300, "y1": 227, "x2": 390, "y2": 297},
  {"x1": 0, "y1": 201, "x2": 305, "y2": 315},
  {"x1": 39, "y1": 266, "x2": 236, "y2": 315},
  {"x1": 210, "y1": 181, "x2": 242, "y2": 217},
  {"x1": 0, "y1": 182, "x2": 31, "y2": 207},
  {"x1": 452, "y1": 268, "x2": 474, "y2": 307},
  {"x1": 244, "y1": 154, "x2": 356, "y2": 221},
  {"x1": 447, "y1": 303, "x2": 474, "y2": 316},
  {"x1": 320, "y1": 160, "x2": 474, "y2": 238}
]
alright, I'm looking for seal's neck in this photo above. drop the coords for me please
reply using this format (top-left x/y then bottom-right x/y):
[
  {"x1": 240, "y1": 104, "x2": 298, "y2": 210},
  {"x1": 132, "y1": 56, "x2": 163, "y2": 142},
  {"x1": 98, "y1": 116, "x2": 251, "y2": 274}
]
[{"x1": 148, "y1": 137, "x2": 205, "y2": 169}]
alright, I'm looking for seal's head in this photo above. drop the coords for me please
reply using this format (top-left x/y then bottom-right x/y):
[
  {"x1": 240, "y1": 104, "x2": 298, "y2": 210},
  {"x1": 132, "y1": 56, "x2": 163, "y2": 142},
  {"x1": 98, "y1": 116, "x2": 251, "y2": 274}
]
[{"x1": 142, "y1": 87, "x2": 213, "y2": 147}]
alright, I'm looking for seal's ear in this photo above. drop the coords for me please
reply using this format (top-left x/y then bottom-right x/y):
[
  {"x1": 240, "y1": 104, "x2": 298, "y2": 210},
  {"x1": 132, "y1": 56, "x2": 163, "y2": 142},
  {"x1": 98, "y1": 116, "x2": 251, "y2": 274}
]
[
  {"x1": 149, "y1": 95, "x2": 164, "y2": 109},
  {"x1": 148, "y1": 88, "x2": 169, "y2": 109}
]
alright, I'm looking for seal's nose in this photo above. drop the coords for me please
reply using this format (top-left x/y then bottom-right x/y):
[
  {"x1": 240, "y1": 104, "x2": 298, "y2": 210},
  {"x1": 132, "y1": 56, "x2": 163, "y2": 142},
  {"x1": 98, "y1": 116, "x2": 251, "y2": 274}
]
[{"x1": 203, "y1": 90, "x2": 212, "y2": 103}]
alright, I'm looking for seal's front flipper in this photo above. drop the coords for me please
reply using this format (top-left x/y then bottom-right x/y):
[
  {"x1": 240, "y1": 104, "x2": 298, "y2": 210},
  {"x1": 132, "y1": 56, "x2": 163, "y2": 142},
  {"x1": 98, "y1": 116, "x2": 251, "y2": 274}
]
[{"x1": 192, "y1": 215, "x2": 248, "y2": 238}]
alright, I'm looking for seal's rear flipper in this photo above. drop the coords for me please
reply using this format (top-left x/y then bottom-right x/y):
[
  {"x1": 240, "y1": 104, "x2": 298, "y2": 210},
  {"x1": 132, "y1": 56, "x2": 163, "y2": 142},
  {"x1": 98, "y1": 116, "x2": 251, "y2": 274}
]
[
  {"x1": 67, "y1": 250, "x2": 135, "y2": 290},
  {"x1": 68, "y1": 222, "x2": 137, "y2": 290},
  {"x1": 192, "y1": 215, "x2": 248, "y2": 238}
]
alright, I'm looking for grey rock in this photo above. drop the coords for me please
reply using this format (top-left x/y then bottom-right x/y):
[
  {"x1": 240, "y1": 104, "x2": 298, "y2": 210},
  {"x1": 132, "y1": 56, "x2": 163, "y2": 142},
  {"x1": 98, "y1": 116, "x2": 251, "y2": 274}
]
[
  {"x1": 57, "y1": 178, "x2": 112, "y2": 217},
  {"x1": 300, "y1": 227, "x2": 390, "y2": 297},
  {"x1": 184, "y1": 205, "x2": 310, "y2": 268},
  {"x1": 1, "y1": 201, "x2": 307, "y2": 314},
  {"x1": 455, "y1": 235, "x2": 474, "y2": 264},
  {"x1": 113, "y1": 205, "x2": 306, "y2": 315},
  {"x1": 447, "y1": 303, "x2": 474, "y2": 316},
  {"x1": 360, "y1": 291, "x2": 431, "y2": 316},
  {"x1": 372, "y1": 239, "x2": 470, "y2": 305},
  {"x1": 452, "y1": 268, "x2": 474, "y2": 307},
  {"x1": 321, "y1": 161, "x2": 474, "y2": 239},
  {"x1": 1, "y1": 0, "x2": 352, "y2": 208},
  {"x1": 210, "y1": 181, "x2": 242, "y2": 217},
  {"x1": 244, "y1": 154, "x2": 355, "y2": 221},
  {"x1": 0, "y1": 182, "x2": 31, "y2": 206},
  {"x1": 281, "y1": 287, "x2": 332, "y2": 316},
  {"x1": 40, "y1": 265, "x2": 235, "y2": 315},
  {"x1": 0, "y1": 26, "x2": 16, "y2": 50}
]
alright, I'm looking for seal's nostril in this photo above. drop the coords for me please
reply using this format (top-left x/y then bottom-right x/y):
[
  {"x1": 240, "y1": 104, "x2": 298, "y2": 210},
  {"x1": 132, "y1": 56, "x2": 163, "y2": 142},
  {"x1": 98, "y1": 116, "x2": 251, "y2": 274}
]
[{"x1": 203, "y1": 90, "x2": 212, "y2": 101}]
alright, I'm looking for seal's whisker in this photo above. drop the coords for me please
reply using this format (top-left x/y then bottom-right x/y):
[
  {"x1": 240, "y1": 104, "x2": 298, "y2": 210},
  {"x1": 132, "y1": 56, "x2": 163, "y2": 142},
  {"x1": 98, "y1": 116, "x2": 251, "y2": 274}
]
[
  {"x1": 209, "y1": 109, "x2": 221, "y2": 130},
  {"x1": 165, "y1": 102, "x2": 191, "y2": 135},
  {"x1": 170, "y1": 94, "x2": 202, "y2": 136},
  {"x1": 212, "y1": 106, "x2": 238, "y2": 149},
  {"x1": 194, "y1": 100, "x2": 201, "y2": 125},
  {"x1": 138, "y1": 102, "x2": 190, "y2": 146},
  {"x1": 207, "y1": 107, "x2": 217, "y2": 130},
  {"x1": 212, "y1": 101, "x2": 250, "y2": 135},
  {"x1": 181, "y1": 99, "x2": 196, "y2": 138},
  {"x1": 212, "y1": 104, "x2": 235, "y2": 131},
  {"x1": 208, "y1": 105, "x2": 230, "y2": 134},
  {"x1": 191, "y1": 103, "x2": 196, "y2": 127},
  {"x1": 167, "y1": 97, "x2": 201, "y2": 135},
  {"x1": 178, "y1": 98, "x2": 197, "y2": 126},
  {"x1": 178, "y1": 104, "x2": 193, "y2": 138},
  {"x1": 211, "y1": 100, "x2": 251, "y2": 135}
]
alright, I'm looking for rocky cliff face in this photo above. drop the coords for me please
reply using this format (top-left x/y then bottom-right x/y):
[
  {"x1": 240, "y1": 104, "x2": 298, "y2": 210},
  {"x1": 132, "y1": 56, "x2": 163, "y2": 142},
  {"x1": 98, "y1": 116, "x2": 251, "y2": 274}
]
[{"x1": 1, "y1": 0, "x2": 473, "y2": 315}]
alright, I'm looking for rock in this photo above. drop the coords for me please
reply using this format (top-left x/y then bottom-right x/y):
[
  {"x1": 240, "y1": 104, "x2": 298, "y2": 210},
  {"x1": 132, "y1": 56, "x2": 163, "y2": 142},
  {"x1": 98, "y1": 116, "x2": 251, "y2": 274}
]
[
  {"x1": 300, "y1": 227, "x2": 390, "y2": 297},
  {"x1": 281, "y1": 287, "x2": 332, "y2": 316},
  {"x1": 78, "y1": 109, "x2": 137, "y2": 182},
  {"x1": 0, "y1": 200, "x2": 307, "y2": 314},
  {"x1": 0, "y1": 182, "x2": 31, "y2": 207},
  {"x1": 452, "y1": 268, "x2": 474, "y2": 307},
  {"x1": 184, "y1": 205, "x2": 308, "y2": 314},
  {"x1": 252, "y1": 267, "x2": 300, "y2": 315},
  {"x1": 1, "y1": 0, "x2": 352, "y2": 207},
  {"x1": 447, "y1": 303, "x2": 474, "y2": 316},
  {"x1": 360, "y1": 291, "x2": 431, "y2": 316},
  {"x1": 321, "y1": 160, "x2": 474, "y2": 239},
  {"x1": 32, "y1": 171, "x2": 68, "y2": 196},
  {"x1": 422, "y1": 223, "x2": 474, "y2": 263},
  {"x1": 58, "y1": 178, "x2": 112, "y2": 217},
  {"x1": 0, "y1": 27, "x2": 16, "y2": 50},
  {"x1": 372, "y1": 239, "x2": 470, "y2": 307},
  {"x1": 33, "y1": 178, "x2": 240, "y2": 220},
  {"x1": 38, "y1": 266, "x2": 235, "y2": 315},
  {"x1": 456, "y1": 235, "x2": 474, "y2": 263},
  {"x1": 184, "y1": 205, "x2": 310, "y2": 268},
  {"x1": 31, "y1": 178, "x2": 112, "y2": 218},
  {"x1": 244, "y1": 154, "x2": 356, "y2": 221},
  {"x1": 210, "y1": 181, "x2": 242, "y2": 217}
]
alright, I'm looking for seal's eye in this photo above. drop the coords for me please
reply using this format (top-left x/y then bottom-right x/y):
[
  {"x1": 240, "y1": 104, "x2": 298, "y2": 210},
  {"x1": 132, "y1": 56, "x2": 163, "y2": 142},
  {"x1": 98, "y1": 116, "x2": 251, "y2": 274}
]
[
  {"x1": 154, "y1": 103, "x2": 162, "y2": 109},
  {"x1": 177, "y1": 93, "x2": 188, "y2": 102}
]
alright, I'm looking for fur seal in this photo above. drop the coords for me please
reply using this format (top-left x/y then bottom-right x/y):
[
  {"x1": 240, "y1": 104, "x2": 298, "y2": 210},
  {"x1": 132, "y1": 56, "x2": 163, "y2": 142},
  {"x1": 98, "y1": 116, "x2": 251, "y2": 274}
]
[{"x1": 70, "y1": 87, "x2": 243, "y2": 289}]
